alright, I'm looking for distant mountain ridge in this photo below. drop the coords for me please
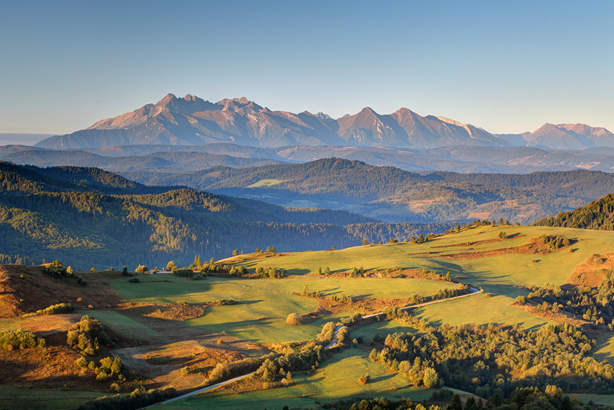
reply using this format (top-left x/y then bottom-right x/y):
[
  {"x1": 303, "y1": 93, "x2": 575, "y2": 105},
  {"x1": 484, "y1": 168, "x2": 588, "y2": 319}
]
[
  {"x1": 497, "y1": 123, "x2": 614, "y2": 149},
  {"x1": 36, "y1": 94, "x2": 512, "y2": 149}
]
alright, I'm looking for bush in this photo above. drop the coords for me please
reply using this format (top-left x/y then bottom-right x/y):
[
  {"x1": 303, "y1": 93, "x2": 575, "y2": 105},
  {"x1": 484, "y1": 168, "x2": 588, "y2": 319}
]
[
  {"x1": 213, "y1": 299, "x2": 238, "y2": 306},
  {"x1": 36, "y1": 303, "x2": 75, "y2": 315},
  {"x1": 75, "y1": 357, "x2": 88, "y2": 368},
  {"x1": 358, "y1": 374, "x2": 371, "y2": 384},
  {"x1": 286, "y1": 313, "x2": 303, "y2": 326},
  {"x1": 128, "y1": 278, "x2": 140, "y2": 283},
  {"x1": 0, "y1": 329, "x2": 46, "y2": 350},
  {"x1": 67, "y1": 315, "x2": 113, "y2": 355}
]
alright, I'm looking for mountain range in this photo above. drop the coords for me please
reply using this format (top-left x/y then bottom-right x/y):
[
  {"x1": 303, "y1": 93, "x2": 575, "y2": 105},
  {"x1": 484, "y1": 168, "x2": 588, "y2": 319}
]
[
  {"x1": 33, "y1": 93, "x2": 614, "y2": 151},
  {"x1": 33, "y1": 94, "x2": 510, "y2": 149}
]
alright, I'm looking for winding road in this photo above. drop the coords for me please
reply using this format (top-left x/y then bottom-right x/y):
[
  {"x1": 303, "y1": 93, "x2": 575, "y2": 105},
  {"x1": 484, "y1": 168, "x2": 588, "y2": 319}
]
[{"x1": 143, "y1": 286, "x2": 482, "y2": 408}]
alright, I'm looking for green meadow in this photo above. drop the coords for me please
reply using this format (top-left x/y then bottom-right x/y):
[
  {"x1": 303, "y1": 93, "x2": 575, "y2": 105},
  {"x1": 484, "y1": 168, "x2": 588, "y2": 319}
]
[
  {"x1": 157, "y1": 348, "x2": 435, "y2": 410},
  {"x1": 111, "y1": 274, "x2": 458, "y2": 343}
]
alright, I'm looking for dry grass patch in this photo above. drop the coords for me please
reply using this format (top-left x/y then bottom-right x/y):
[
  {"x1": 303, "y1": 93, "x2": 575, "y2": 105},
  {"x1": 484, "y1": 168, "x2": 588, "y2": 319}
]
[
  {"x1": 438, "y1": 237, "x2": 571, "y2": 260},
  {"x1": 0, "y1": 265, "x2": 124, "y2": 318},
  {"x1": 566, "y1": 252, "x2": 614, "y2": 288},
  {"x1": 117, "y1": 302, "x2": 206, "y2": 321}
]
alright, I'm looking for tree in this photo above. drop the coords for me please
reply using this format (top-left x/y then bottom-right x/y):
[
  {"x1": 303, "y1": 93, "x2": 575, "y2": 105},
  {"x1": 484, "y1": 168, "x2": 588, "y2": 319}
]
[
  {"x1": 362, "y1": 239, "x2": 368, "y2": 246},
  {"x1": 232, "y1": 249, "x2": 238, "y2": 256},
  {"x1": 271, "y1": 246, "x2": 276, "y2": 252},
  {"x1": 318, "y1": 267, "x2": 322, "y2": 276},
  {"x1": 445, "y1": 272, "x2": 451, "y2": 281},
  {"x1": 423, "y1": 367, "x2": 440, "y2": 388},
  {"x1": 256, "y1": 246, "x2": 261, "y2": 253},
  {"x1": 166, "y1": 261, "x2": 175, "y2": 271},
  {"x1": 67, "y1": 266, "x2": 74, "y2": 275},
  {"x1": 266, "y1": 246, "x2": 271, "y2": 252},
  {"x1": 324, "y1": 267, "x2": 331, "y2": 276},
  {"x1": 121, "y1": 266, "x2": 129, "y2": 276},
  {"x1": 449, "y1": 393, "x2": 463, "y2": 410}
]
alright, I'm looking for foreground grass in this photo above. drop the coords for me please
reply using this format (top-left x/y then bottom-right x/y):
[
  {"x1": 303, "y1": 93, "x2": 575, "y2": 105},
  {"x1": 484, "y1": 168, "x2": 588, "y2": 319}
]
[
  {"x1": 156, "y1": 347, "x2": 433, "y2": 410},
  {"x1": 111, "y1": 275, "x2": 457, "y2": 343},
  {"x1": 0, "y1": 387, "x2": 108, "y2": 410}
]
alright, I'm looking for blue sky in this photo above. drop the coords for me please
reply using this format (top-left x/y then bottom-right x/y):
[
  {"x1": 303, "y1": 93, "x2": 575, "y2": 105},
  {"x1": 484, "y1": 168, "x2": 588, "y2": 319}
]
[{"x1": 0, "y1": 0, "x2": 612, "y2": 136}]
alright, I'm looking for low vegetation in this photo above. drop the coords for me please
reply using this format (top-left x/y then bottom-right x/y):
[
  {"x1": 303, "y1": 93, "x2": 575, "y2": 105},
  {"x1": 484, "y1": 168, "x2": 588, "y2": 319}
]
[{"x1": 0, "y1": 329, "x2": 46, "y2": 350}]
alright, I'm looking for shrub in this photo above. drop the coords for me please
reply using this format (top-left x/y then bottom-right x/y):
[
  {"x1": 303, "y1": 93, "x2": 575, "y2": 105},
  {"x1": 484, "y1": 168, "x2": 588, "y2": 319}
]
[
  {"x1": 128, "y1": 278, "x2": 140, "y2": 283},
  {"x1": 213, "y1": 299, "x2": 238, "y2": 306},
  {"x1": 358, "y1": 374, "x2": 371, "y2": 384},
  {"x1": 67, "y1": 315, "x2": 112, "y2": 355},
  {"x1": 286, "y1": 313, "x2": 303, "y2": 326},
  {"x1": 36, "y1": 303, "x2": 75, "y2": 315},
  {"x1": 0, "y1": 329, "x2": 46, "y2": 350},
  {"x1": 75, "y1": 357, "x2": 88, "y2": 368}
]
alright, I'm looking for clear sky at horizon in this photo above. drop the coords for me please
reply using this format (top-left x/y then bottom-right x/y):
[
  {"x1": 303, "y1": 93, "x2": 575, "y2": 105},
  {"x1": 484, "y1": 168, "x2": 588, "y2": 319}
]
[{"x1": 1, "y1": 0, "x2": 613, "y2": 136}]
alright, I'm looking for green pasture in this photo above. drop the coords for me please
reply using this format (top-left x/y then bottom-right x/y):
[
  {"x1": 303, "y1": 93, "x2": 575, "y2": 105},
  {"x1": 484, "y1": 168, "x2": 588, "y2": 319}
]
[
  {"x1": 575, "y1": 394, "x2": 614, "y2": 406},
  {"x1": 157, "y1": 347, "x2": 434, "y2": 410},
  {"x1": 111, "y1": 275, "x2": 457, "y2": 343},
  {"x1": 412, "y1": 285, "x2": 553, "y2": 330},
  {"x1": 82, "y1": 309, "x2": 168, "y2": 343},
  {"x1": 0, "y1": 387, "x2": 108, "y2": 410},
  {"x1": 236, "y1": 226, "x2": 614, "y2": 288},
  {"x1": 351, "y1": 320, "x2": 417, "y2": 343},
  {"x1": 592, "y1": 332, "x2": 614, "y2": 365}
]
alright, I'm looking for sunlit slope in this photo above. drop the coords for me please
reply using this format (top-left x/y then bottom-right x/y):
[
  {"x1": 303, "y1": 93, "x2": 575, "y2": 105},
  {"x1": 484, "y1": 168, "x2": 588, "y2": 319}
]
[
  {"x1": 156, "y1": 348, "x2": 435, "y2": 410},
  {"x1": 235, "y1": 225, "x2": 614, "y2": 288},
  {"x1": 111, "y1": 274, "x2": 457, "y2": 344}
]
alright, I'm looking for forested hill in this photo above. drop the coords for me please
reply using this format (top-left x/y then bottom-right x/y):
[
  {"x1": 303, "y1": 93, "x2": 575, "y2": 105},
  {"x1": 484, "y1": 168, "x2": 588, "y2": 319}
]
[
  {"x1": 0, "y1": 161, "x2": 453, "y2": 269},
  {"x1": 128, "y1": 158, "x2": 431, "y2": 199},
  {"x1": 533, "y1": 192, "x2": 614, "y2": 230},
  {"x1": 127, "y1": 157, "x2": 614, "y2": 201},
  {"x1": 433, "y1": 170, "x2": 614, "y2": 200},
  {"x1": 119, "y1": 157, "x2": 613, "y2": 225}
]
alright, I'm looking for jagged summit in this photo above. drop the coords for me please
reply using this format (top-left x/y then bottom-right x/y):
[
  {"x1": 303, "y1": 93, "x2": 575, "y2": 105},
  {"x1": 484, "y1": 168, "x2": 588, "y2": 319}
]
[{"x1": 36, "y1": 93, "x2": 515, "y2": 149}]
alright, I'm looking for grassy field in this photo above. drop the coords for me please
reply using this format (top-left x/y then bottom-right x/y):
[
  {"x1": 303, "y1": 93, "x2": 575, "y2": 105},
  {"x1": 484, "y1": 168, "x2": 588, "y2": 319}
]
[
  {"x1": 111, "y1": 275, "x2": 458, "y2": 344},
  {"x1": 592, "y1": 332, "x2": 614, "y2": 365},
  {"x1": 412, "y1": 285, "x2": 553, "y2": 330},
  {"x1": 82, "y1": 309, "x2": 169, "y2": 343},
  {"x1": 0, "y1": 387, "x2": 108, "y2": 410},
  {"x1": 575, "y1": 394, "x2": 614, "y2": 406},
  {"x1": 236, "y1": 226, "x2": 614, "y2": 289},
  {"x1": 157, "y1": 347, "x2": 434, "y2": 410},
  {"x1": 351, "y1": 319, "x2": 417, "y2": 343}
]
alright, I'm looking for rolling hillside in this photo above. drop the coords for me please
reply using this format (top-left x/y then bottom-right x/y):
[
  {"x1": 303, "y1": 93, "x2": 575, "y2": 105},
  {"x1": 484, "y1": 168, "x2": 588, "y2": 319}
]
[
  {"x1": 0, "y1": 162, "x2": 456, "y2": 269},
  {"x1": 121, "y1": 158, "x2": 606, "y2": 224}
]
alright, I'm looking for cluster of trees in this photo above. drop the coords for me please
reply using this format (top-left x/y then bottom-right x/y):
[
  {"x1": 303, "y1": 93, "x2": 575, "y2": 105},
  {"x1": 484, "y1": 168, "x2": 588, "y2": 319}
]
[
  {"x1": 534, "y1": 192, "x2": 614, "y2": 230},
  {"x1": 300, "y1": 286, "x2": 355, "y2": 304},
  {"x1": 76, "y1": 387, "x2": 178, "y2": 410},
  {"x1": 538, "y1": 234, "x2": 571, "y2": 249},
  {"x1": 76, "y1": 356, "x2": 123, "y2": 382},
  {"x1": 67, "y1": 315, "x2": 113, "y2": 355},
  {"x1": 0, "y1": 329, "x2": 46, "y2": 350},
  {"x1": 522, "y1": 274, "x2": 614, "y2": 326},
  {"x1": 36, "y1": 303, "x2": 74, "y2": 316},
  {"x1": 42, "y1": 260, "x2": 87, "y2": 286},
  {"x1": 369, "y1": 316, "x2": 614, "y2": 397},
  {"x1": 318, "y1": 384, "x2": 588, "y2": 410}
]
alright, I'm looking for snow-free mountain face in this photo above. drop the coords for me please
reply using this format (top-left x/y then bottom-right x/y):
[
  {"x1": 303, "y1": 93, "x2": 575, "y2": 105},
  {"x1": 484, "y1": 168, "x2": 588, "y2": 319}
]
[
  {"x1": 36, "y1": 93, "x2": 511, "y2": 149},
  {"x1": 496, "y1": 123, "x2": 614, "y2": 150}
]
